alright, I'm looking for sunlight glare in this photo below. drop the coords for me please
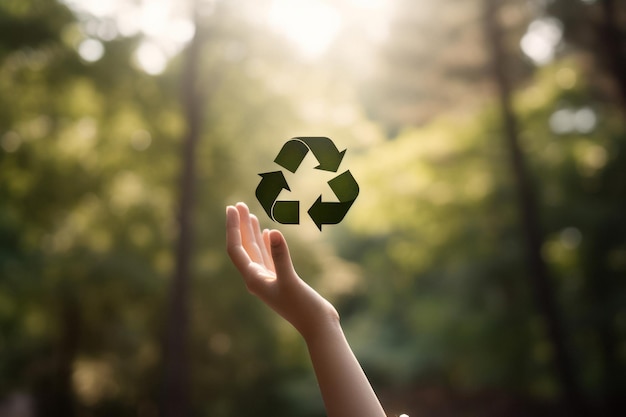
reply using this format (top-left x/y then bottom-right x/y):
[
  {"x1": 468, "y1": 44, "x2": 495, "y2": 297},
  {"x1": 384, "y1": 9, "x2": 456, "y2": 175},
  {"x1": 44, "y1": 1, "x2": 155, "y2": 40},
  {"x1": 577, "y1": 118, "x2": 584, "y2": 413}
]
[
  {"x1": 267, "y1": 0, "x2": 342, "y2": 58},
  {"x1": 134, "y1": 41, "x2": 167, "y2": 75},
  {"x1": 116, "y1": 4, "x2": 141, "y2": 37},
  {"x1": 168, "y1": 19, "x2": 196, "y2": 44},
  {"x1": 549, "y1": 106, "x2": 596, "y2": 134},
  {"x1": 62, "y1": 0, "x2": 120, "y2": 18},
  {"x1": 574, "y1": 107, "x2": 597, "y2": 134},
  {"x1": 520, "y1": 17, "x2": 563, "y2": 65},
  {"x1": 549, "y1": 108, "x2": 574, "y2": 134},
  {"x1": 347, "y1": 0, "x2": 387, "y2": 8},
  {"x1": 78, "y1": 38, "x2": 105, "y2": 62},
  {"x1": 140, "y1": 0, "x2": 170, "y2": 37},
  {"x1": 63, "y1": 0, "x2": 195, "y2": 74}
]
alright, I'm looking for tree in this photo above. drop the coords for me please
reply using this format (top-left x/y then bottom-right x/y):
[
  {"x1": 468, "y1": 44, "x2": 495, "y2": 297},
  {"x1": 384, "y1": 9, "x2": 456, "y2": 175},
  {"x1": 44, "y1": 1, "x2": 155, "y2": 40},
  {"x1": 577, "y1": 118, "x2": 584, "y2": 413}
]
[
  {"x1": 546, "y1": 0, "x2": 626, "y2": 117},
  {"x1": 483, "y1": 1, "x2": 588, "y2": 415},
  {"x1": 161, "y1": 3, "x2": 204, "y2": 416},
  {"x1": 361, "y1": 0, "x2": 533, "y2": 134}
]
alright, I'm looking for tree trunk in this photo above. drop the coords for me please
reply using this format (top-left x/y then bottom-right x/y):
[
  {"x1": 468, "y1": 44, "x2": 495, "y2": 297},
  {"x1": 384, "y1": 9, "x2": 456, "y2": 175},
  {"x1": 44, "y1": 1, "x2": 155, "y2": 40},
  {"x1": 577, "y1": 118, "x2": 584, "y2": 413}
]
[
  {"x1": 599, "y1": 0, "x2": 626, "y2": 118},
  {"x1": 585, "y1": 230, "x2": 624, "y2": 416},
  {"x1": 483, "y1": 1, "x2": 588, "y2": 415},
  {"x1": 162, "y1": 9, "x2": 204, "y2": 417},
  {"x1": 48, "y1": 295, "x2": 80, "y2": 417},
  {"x1": 592, "y1": 6, "x2": 625, "y2": 412}
]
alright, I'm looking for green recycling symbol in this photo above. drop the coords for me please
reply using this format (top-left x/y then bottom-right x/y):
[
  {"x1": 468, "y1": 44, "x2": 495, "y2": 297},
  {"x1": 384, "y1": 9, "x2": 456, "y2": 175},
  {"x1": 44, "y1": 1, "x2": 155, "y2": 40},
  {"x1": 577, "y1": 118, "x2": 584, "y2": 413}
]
[{"x1": 255, "y1": 137, "x2": 359, "y2": 230}]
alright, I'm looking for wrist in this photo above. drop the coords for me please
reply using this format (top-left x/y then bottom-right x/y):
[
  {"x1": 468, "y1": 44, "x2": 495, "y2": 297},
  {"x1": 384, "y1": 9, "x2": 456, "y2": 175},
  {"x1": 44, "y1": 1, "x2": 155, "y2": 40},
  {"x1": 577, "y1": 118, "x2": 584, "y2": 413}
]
[{"x1": 299, "y1": 306, "x2": 342, "y2": 345}]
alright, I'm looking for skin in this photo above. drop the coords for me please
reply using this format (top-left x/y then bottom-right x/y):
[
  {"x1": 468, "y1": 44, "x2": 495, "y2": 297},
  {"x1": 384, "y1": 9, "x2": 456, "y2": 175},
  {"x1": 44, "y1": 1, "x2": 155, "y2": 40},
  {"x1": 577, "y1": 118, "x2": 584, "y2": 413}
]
[{"x1": 226, "y1": 202, "x2": 387, "y2": 417}]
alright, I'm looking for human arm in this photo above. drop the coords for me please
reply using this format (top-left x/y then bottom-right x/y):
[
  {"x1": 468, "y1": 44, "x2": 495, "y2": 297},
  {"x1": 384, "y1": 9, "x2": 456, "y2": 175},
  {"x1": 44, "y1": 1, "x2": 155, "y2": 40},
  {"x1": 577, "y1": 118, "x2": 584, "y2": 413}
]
[{"x1": 226, "y1": 202, "x2": 386, "y2": 417}]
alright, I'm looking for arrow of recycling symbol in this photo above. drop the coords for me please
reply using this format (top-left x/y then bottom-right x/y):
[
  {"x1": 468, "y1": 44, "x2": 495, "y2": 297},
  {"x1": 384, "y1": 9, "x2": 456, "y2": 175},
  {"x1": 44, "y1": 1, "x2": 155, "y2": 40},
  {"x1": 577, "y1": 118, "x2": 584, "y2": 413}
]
[
  {"x1": 307, "y1": 170, "x2": 359, "y2": 230},
  {"x1": 255, "y1": 171, "x2": 299, "y2": 224},
  {"x1": 274, "y1": 137, "x2": 346, "y2": 173},
  {"x1": 255, "y1": 137, "x2": 359, "y2": 230}
]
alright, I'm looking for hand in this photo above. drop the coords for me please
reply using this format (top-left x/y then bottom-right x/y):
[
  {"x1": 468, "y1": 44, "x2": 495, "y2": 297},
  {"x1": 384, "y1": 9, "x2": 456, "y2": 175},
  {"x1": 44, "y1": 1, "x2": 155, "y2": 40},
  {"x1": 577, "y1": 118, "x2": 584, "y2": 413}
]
[
  {"x1": 227, "y1": 203, "x2": 386, "y2": 417},
  {"x1": 226, "y1": 202, "x2": 339, "y2": 340}
]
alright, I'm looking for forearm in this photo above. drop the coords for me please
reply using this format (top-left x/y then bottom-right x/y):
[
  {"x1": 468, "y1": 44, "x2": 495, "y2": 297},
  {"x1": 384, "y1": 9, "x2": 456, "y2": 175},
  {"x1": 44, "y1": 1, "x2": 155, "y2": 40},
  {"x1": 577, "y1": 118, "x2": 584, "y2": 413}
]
[
  {"x1": 226, "y1": 204, "x2": 385, "y2": 416},
  {"x1": 303, "y1": 318, "x2": 386, "y2": 417}
]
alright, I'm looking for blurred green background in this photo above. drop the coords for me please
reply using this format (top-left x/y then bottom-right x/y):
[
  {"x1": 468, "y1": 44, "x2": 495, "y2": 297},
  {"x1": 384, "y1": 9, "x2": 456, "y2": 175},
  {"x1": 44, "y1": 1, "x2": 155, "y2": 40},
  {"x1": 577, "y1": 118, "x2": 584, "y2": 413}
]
[{"x1": 0, "y1": 0, "x2": 625, "y2": 416}]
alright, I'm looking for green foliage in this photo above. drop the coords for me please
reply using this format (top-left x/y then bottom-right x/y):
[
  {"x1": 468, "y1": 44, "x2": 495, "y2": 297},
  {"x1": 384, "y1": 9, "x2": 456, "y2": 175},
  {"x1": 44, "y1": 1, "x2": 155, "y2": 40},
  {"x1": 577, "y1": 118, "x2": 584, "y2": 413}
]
[
  {"x1": 0, "y1": 0, "x2": 333, "y2": 415},
  {"x1": 339, "y1": 61, "x2": 626, "y2": 402},
  {"x1": 1, "y1": 0, "x2": 624, "y2": 416}
]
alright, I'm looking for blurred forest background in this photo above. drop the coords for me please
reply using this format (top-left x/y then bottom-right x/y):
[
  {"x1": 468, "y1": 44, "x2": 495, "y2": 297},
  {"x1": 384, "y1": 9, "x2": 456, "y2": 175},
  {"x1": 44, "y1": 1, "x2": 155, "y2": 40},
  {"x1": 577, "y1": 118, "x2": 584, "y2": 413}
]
[{"x1": 0, "y1": 0, "x2": 625, "y2": 416}]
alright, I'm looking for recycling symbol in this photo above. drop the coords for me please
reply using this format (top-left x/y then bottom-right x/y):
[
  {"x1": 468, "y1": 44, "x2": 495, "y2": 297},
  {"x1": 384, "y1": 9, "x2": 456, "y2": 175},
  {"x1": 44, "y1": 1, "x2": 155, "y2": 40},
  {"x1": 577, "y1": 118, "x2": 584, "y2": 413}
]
[{"x1": 255, "y1": 137, "x2": 359, "y2": 230}]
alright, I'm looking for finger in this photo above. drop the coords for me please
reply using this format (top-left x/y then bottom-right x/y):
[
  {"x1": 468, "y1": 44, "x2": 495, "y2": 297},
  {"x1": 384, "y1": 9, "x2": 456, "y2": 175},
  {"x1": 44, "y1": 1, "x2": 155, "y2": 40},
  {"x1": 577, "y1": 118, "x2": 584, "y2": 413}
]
[
  {"x1": 251, "y1": 214, "x2": 273, "y2": 270},
  {"x1": 236, "y1": 202, "x2": 264, "y2": 264},
  {"x1": 263, "y1": 229, "x2": 276, "y2": 273},
  {"x1": 269, "y1": 229, "x2": 296, "y2": 282},
  {"x1": 226, "y1": 206, "x2": 253, "y2": 276},
  {"x1": 227, "y1": 206, "x2": 272, "y2": 297}
]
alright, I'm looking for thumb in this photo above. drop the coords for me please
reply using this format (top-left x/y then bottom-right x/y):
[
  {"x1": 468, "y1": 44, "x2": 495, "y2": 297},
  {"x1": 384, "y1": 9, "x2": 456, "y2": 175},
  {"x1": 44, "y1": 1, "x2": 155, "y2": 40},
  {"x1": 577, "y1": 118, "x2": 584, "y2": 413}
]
[{"x1": 269, "y1": 230, "x2": 296, "y2": 281}]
